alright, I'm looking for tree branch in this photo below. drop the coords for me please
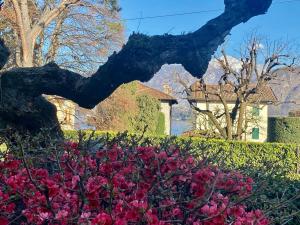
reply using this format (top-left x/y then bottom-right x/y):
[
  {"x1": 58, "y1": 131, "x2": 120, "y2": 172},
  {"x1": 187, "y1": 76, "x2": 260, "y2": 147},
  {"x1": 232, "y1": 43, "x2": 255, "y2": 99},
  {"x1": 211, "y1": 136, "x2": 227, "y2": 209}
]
[
  {"x1": 30, "y1": 0, "x2": 80, "y2": 40},
  {"x1": 2, "y1": 0, "x2": 273, "y2": 106},
  {"x1": 0, "y1": 0, "x2": 273, "y2": 134}
]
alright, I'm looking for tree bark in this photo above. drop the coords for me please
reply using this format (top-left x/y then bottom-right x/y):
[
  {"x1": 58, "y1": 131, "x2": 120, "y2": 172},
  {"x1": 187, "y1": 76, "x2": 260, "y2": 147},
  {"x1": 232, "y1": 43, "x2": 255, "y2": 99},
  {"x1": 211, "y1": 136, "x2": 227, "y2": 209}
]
[
  {"x1": 0, "y1": 39, "x2": 9, "y2": 69},
  {"x1": 11, "y1": 0, "x2": 34, "y2": 67},
  {"x1": 236, "y1": 101, "x2": 247, "y2": 140},
  {"x1": 219, "y1": 86, "x2": 233, "y2": 140},
  {"x1": 0, "y1": 0, "x2": 273, "y2": 137}
]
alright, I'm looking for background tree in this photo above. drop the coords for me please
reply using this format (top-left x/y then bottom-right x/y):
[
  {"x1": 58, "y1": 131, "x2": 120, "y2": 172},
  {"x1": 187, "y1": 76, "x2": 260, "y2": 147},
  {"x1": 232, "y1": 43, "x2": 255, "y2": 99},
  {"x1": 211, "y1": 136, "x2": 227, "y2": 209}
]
[
  {"x1": 85, "y1": 83, "x2": 137, "y2": 131},
  {"x1": 86, "y1": 82, "x2": 165, "y2": 135},
  {"x1": 184, "y1": 37, "x2": 297, "y2": 140},
  {"x1": 0, "y1": 0, "x2": 123, "y2": 72},
  {"x1": 0, "y1": 0, "x2": 273, "y2": 141},
  {"x1": 130, "y1": 94, "x2": 162, "y2": 135}
]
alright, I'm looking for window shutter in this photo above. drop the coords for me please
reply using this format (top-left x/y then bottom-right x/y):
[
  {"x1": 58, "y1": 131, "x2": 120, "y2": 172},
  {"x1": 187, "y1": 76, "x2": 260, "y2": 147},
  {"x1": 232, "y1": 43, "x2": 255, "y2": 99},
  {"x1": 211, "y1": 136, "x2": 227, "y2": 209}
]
[{"x1": 252, "y1": 128, "x2": 260, "y2": 140}]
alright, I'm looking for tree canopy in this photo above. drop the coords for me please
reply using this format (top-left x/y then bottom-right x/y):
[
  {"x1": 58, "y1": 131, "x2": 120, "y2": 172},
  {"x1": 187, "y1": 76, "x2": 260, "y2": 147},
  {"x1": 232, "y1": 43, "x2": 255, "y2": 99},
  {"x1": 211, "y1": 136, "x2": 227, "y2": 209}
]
[{"x1": 0, "y1": 0, "x2": 123, "y2": 71}]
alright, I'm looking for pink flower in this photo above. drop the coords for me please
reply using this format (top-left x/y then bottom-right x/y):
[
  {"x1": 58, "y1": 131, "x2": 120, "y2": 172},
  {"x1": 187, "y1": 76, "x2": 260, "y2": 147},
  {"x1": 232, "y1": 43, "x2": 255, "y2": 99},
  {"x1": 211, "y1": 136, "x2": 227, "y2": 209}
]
[
  {"x1": 92, "y1": 213, "x2": 112, "y2": 225},
  {"x1": 0, "y1": 142, "x2": 268, "y2": 225},
  {"x1": 0, "y1": 217, "x2": 9, "y2": 225},
  {"x1": 115, "y1": 218, "x2": 127, "y2": 225},
  {"x1": 80, "y1": 212, "x2": 91, "y2": 219},
  {"x1": 72, "y1": 175, "x2": 80, "y2": 189},
  {"x1": 39, "y1": 212, "x2": 50, "y2": 220},
  {"x1": 55, "y1": 210, "x2": 69, "y2": 220},
  {"x1": 201, "y1": 204, "x2": 210, "y2": 214}
]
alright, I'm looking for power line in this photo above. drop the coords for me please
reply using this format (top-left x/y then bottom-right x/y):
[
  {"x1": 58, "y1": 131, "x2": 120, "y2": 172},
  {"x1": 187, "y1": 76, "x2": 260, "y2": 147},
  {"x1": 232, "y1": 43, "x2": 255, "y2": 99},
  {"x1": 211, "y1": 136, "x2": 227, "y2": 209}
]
[
  {"x1": 122, "y1": 0, "x2": 300, "y2": 22},
  {"x1": 123, "y1": 9, "x2": 222, "y2": 21}
]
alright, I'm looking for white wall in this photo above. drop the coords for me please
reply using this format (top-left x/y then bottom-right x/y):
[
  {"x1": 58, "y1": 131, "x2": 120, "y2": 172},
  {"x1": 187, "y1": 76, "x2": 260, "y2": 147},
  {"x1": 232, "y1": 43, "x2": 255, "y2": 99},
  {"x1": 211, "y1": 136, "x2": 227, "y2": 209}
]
[
  {"x1": 245, "y1": 104, "x2": 268, "y2": 142},
  {"x1": 160, "y1": 102, "x2": 171, "y2": 135},
  {"x1": 195, "y1": 102, "x2": 269, "y2": 142},
  {"x1": 51, "y1": 99, "x2": 76, "y2": 130}
]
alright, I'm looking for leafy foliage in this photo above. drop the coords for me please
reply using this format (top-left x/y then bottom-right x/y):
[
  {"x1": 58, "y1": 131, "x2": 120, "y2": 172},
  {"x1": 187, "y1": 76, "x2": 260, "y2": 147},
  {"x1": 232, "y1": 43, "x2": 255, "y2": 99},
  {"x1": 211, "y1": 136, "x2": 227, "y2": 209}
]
[
  {"x1": 155, "y1": 112, "x2": 165, "y2": 135},
  {"x1": 268, "y1": 117, "x2": 300, "y2": 144},
  {"x1": 130, "y1": 95, "x2": 161, "y2": 135},
  {"x1": 64, "y1": 131, "x2": 299, "y2": 176}
]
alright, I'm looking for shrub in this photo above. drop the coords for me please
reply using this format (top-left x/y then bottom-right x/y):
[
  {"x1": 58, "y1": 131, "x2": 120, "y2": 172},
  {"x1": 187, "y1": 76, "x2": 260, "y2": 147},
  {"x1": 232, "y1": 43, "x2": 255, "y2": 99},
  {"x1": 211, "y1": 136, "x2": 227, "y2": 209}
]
[
  {"x1": 0, "y1": 142, "x2": 268, "y2": 225},
  {"x1": 155, "y1": 112, "x2": 165, "y2": 135},
  {"x1": 130, "y1": 94, "x2": 161, "y2": 135},
  {"x1": 268, "y1": 117, "x2": 300, "y2": 144},
  {"x1": 62, "y1": 131, "x2": 300, "y2": 224},
  {"x1": 64, "y1": 131, "x2": 299, "y2": 176}
]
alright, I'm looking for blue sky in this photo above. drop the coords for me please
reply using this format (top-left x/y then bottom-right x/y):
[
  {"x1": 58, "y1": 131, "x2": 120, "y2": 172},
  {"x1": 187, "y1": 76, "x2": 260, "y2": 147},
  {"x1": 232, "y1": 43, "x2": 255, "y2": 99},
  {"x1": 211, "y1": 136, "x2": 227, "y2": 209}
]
[{"x1": 119, "y1": 0, "x2": 300, "y2": 54}]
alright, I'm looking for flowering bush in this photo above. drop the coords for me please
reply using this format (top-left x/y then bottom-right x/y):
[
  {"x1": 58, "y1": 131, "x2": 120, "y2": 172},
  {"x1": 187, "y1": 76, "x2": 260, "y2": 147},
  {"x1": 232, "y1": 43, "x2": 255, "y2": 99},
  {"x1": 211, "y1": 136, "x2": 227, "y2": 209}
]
[{"x1": 0, "y1": 142, "x2": 269, "y2": 225}]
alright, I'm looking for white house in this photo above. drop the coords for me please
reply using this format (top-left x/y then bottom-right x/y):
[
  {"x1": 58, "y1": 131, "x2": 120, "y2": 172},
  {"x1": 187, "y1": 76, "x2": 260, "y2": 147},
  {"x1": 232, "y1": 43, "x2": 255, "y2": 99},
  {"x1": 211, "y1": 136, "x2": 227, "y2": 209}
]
[
  {"x1": 190, "y1": 83, "x2": 277, "y2": 142},
  {"x1": 47, "y1": 96, "x2": 76, "y2": 130},
  {"x1": 135, "y1": 82, "x2": 177, "y2": 135}
]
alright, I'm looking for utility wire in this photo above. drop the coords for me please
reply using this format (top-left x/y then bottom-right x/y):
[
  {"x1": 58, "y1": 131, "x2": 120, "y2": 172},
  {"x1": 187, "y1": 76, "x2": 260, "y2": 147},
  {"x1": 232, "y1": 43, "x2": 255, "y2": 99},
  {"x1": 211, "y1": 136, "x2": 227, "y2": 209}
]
[
  {"x1": 122, "y1": 0, "x2": 300, "y2": 21},
  {"x1": 123, "y1": 9, "x2": 222, "y2": 21}
]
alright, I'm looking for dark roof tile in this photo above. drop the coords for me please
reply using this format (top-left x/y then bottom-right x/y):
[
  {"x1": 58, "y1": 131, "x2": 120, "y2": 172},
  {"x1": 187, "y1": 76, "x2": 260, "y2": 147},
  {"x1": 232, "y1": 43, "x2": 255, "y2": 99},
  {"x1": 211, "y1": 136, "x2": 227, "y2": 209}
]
[
  {"x1": 136, "y1": 82, "x2": 178, "y2": 104},
  {"x1": 189, "y1": 82, "x2": 277, "y2": 103}
]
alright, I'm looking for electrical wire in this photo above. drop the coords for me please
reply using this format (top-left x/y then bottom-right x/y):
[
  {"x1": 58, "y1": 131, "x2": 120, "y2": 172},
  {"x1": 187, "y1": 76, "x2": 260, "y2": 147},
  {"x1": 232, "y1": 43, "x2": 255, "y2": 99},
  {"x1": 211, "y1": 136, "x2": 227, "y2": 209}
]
[{"x1": 122, "y1": 0, "x2": 300, "y2": 21}]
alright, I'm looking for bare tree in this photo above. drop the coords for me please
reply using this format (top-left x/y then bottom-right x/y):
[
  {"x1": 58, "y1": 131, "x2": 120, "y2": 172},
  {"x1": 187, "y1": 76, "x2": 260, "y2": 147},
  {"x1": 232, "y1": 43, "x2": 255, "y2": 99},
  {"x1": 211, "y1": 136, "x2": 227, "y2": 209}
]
[
  {"x1": 184, "y1": 37, "x2": 297, "y2": 140},
  {"x1": 0, "y1": 0, "x2": 273, "y2": 140},
  {"x1": 0, "y1": 0, "x2": 123, "y2": 71}
]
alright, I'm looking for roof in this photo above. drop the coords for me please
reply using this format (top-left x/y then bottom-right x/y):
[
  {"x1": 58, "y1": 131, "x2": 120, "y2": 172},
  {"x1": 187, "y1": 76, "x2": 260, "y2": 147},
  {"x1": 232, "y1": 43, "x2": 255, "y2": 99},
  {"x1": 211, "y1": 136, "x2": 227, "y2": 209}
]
[
  {"x1": 289, "y1": 110, "x2": 300, "y2": 117},
  {"x1": 189, "y1": 82, "x2": 277, "y2": 104},
  {"x1": 136, "y1": 82, "x2": 178, "y2": 104}
]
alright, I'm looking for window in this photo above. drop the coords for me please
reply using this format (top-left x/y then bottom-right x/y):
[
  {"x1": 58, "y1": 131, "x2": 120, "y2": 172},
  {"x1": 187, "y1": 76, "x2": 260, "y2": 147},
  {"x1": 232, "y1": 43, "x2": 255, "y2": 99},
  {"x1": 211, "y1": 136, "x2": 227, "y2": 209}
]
[
  {"x1": 252, "y1": 128, "x2": 260, "y2": 140},
  {"x1": 252, "y1": 106, "x2": 260, "y2": 117}
]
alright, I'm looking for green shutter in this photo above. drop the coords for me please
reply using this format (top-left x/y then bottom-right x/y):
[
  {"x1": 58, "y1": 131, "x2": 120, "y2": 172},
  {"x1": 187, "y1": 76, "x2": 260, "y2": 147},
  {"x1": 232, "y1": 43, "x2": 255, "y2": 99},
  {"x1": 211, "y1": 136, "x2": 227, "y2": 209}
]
[
  {"x1": 252, "y1": 128, "x2": 260, "y2": 140},
  {"x1": 252, "y1": 107, "x2": 260, "y2": 116}
]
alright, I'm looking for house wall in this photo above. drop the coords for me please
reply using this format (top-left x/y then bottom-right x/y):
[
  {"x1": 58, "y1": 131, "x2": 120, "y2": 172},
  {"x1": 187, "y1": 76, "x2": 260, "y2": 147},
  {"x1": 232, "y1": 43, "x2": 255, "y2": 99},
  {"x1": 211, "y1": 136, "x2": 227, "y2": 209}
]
[
  {"x1": 160, "y1": 102, "x2": 172, "y2": 135},
  {"x1": 245, "y1": 104, "x2": 268, "y2": 142},
  {"x1": 48, "y1": 97, "x2": 76, "y2": 130},
  {"x1": 195, "y1": 102, "x2": 268, "y2": 142}
]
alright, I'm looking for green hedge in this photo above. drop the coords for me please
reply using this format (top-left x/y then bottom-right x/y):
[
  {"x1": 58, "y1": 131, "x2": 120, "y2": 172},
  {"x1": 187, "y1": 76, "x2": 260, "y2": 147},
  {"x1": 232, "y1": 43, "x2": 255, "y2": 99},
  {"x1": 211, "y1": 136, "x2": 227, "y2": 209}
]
[
  {"x1": 155, "y1": 112, "x2": 165, "y2": 135},
  {"x1": 64, "y1": 130, "x2": 300, "y2": 177},
  {"x1": 268, "y1": 117, "x2": 300, "y2": 144}
]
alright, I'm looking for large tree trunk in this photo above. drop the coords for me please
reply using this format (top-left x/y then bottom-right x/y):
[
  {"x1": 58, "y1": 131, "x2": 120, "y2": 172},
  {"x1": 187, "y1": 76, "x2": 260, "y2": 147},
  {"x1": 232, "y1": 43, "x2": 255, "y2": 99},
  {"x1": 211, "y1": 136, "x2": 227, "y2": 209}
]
[
  {"x1": 11, "y1": 0, "x2": 34, "y2": 67},
  {"x1": 21, "y1": 41, "x2": 34, "y2": 67},
  {"x1": 0, "y1": 0, "x2": 273, "y2": 140},
  {"x1": 236, "y1": 102, "x2": 247, "y2": 140},
  {"x1": 225, "y1": 112, "x2": 233, "y2": 140}
]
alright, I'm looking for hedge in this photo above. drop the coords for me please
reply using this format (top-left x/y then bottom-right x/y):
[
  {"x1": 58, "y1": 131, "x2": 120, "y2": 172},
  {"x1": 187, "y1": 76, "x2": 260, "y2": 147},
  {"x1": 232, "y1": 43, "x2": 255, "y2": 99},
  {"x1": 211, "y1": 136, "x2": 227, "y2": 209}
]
[
  {"x1": 64, "y1": 130, "x2": 300, "y2": 177},
  {"x1": 155, "y1": 112, "x2": 165, "y2": 135},
  {"x1": 268, "y1": 117, "x2": 300, "y2": 144}
]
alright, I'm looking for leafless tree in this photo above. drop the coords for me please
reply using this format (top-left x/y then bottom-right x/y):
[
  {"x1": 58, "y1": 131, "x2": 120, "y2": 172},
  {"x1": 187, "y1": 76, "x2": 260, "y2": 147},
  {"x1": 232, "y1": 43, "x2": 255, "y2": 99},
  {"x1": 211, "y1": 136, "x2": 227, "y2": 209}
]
[
  {"x1": 0, "y1": 0, "x2": 123, "y2": 72},
  {"x1": 183, "y1": 37, "x2": 298, "y2": 140}
]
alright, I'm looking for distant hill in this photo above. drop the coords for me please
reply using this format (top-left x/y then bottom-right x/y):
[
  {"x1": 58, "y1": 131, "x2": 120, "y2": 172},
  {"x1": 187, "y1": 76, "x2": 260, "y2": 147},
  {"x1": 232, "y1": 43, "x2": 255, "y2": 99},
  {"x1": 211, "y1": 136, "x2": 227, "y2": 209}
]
[
  {"x1": 145, "y1": 64, "x2": 195, "y2": 120},
  {"x1": 268, "y1": 68, "x2": 300, "y2": 117}
]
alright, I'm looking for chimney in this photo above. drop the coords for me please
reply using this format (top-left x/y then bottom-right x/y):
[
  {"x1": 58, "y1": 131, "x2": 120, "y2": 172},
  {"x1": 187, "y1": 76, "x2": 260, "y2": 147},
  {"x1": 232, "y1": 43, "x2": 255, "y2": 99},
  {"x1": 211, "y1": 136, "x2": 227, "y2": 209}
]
[{"x1": 163, "y1": 83, "x2": 172, "y2": 95}]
